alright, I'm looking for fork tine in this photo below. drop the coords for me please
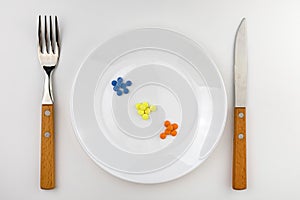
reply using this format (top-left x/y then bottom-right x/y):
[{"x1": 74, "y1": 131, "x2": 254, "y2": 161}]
[
  {"x1": 49, "y1": 16, "x2": 54, "y2": 54},
  {"x1": 54, "y1": 16, "x2": 60, "y2": 53},
  {"x1": 44, "y1": 16, "x2": 49, "y2": 53},
  {"x1": 38, "y1": 15, "x2": 43, "y2": 53}
]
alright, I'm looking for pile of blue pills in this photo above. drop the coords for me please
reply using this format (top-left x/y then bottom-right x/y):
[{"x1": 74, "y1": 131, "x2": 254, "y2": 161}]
[{"x1": 111, "y1": 77, "x2": 132, "y2": 96}]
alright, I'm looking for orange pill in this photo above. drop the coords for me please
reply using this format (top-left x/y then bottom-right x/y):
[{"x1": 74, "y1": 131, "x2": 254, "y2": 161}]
[
  {"x1": 172, "y1": 123, "x2": 178, "y2": 130},
  {"x1": 160, "y1": 133, "x2": 167, "y2": 139},
  {"x1": 166, "y1": 125, "x2": 173, "y2": 131},
  {"x1": 164, "y1": 120, "x2": 171, "y2": 127},
  {"x1": 165, "y1": 129, "x2": 171, "y2": 135},
  {"x1": 171, "y1": 130, "x2": 177, "y2": 136}
]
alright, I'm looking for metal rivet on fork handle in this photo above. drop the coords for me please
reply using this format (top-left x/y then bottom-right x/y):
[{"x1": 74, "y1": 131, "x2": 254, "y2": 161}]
[
  {"x1": 44, "y1": 110, "x2": 51, "y2": 116},
  {"x1": 238, "y1": 133, "x2": 244, "y2": 139}
]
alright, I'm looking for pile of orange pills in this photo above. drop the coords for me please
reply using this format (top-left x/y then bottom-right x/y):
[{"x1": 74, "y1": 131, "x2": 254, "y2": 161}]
[{"x1": 160, "y1": 120, "x2": 179, "y2": 139}]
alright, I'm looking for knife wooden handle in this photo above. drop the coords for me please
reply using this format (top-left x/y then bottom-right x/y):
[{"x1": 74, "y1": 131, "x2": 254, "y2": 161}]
[
  {"x1": 40, "y1": 104, "x2": 55, "y2": 189},
  {"x1": 233, "y1": 107, "x2": 247, "y2": 190}
]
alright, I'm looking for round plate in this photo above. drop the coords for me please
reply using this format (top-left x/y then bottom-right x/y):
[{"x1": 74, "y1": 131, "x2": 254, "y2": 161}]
[{"x1": 71, "y1": 28, "x2": 227, "y2": 183}]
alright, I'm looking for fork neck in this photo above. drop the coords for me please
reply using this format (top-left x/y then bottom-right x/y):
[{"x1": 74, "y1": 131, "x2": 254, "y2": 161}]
[{"x1": 42, "y1": 66, "x2": 55, "y2": 104}]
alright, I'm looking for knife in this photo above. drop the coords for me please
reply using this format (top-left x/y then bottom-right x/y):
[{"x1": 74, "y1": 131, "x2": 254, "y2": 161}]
[{"x1": 233, "y1": 18, "x2": 248, "y2": 190}]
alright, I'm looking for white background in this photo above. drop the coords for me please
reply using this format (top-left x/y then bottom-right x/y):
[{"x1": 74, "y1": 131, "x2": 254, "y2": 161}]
[{"x1": 1, "y1": 0, "x2": 300, "y2": 199}]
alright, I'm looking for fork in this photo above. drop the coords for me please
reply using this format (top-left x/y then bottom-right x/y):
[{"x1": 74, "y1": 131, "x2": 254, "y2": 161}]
[{"x1": 37, "y1": 15, "x2": 60, "y2": 190}]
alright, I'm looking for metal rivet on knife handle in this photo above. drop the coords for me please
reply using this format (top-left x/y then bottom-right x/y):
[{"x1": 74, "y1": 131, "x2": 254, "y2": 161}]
[
  {"x1": 238, "y1": 112, "x2": 244, "y2": 118},
  {"x1": 44, "y1": 132, "x2": 51, "y2": 138}
]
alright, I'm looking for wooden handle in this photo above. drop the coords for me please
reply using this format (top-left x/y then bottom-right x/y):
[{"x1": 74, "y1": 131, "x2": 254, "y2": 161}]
[
  {"x1": 232, "y1": 107, "x2": 247, "y2": 190},
  {"x1": 40, "y1": 104, "x2": 55, "y2": 189}
]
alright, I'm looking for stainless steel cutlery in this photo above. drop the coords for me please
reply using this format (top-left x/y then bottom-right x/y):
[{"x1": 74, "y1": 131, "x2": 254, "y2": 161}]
[
  {"x1": 233, "y1": 18, "x2": 248, "y2": 190},
  {"x1": 37, "y1": 15, "x2": 60, "y2": 190}
]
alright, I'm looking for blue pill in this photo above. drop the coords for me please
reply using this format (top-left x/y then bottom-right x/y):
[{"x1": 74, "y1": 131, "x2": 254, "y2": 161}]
[
  {"x1": 117, "y1": 77, "x2": 123, "y2": 82},
  {"x1": 117, "y1": 81, "x2": 122, "y2": 87},
  {"x1": 126, "y1": 80, "x2": 132, "y2": 86},
  {"x1": 111, "y1": 80, "x2": 117, "y2": 86},
  {"x1": 117, "y1": 90, "x2": 123, "y2": 96},
  {"x1": 123, "y1": 88, "x2": 129, "y2": 94},
  {"x1": 121, "y1": 83, "x2": 126, "y2": 88},
  {"x1": 113, "y1": 86, "x2": 119, "y2": 91}
]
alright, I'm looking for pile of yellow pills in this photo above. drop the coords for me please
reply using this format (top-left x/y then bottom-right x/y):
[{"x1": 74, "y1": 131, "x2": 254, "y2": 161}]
[{"x1": 135, "y1": 102, "x2": 157, "y2": 120}]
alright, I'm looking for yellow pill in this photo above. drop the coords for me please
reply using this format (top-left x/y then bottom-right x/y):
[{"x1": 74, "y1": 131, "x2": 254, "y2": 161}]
[
  {"x1": 139, "y1": 105, "x2": 146, "y2": 111},
  {"x1": 142, "y1": 114, "x2": 149, "y2": 120},
  {"x1": 135, "y1": 103, "x2": 141, "y2": 110},
  {"x1": 150, "y1": 105, "x2": 157, "y2": 112},
  {"x1": 138, "y1": 110, "x2": 144, "y2": 116},
  {"x1": 142, "y1": 102, "x2": 149, "y2": 107},
  {"x1": 145, "y1": 108, "x2": 150, "y2": 114}
]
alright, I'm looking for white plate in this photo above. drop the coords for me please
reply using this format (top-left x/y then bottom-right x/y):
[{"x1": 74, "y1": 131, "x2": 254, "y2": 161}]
[{"x1": 71, "y1": 28, "x2": 227, "y2": 183}]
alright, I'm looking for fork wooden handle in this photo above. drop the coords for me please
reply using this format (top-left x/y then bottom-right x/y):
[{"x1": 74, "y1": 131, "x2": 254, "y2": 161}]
[
  {"x1": 40, "y1": 104, "x2": 55, "y2": 189},
  {"x1": 232, "y1": 107, "x2": 247, "y2": 190}
]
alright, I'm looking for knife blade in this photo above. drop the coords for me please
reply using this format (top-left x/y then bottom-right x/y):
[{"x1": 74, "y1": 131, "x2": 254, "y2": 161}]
[{"x1": 233, "y1": 18, "x2": 248, "y2": 190}]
